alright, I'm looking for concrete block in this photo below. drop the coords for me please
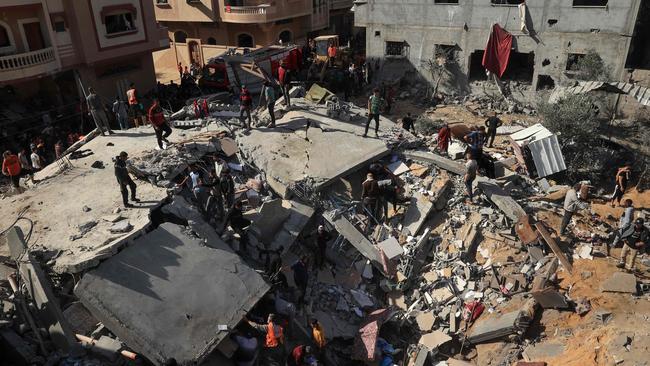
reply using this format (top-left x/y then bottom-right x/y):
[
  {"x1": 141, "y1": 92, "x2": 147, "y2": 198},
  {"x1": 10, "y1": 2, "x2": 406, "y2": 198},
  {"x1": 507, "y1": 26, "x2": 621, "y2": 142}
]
[
  {"x1": 75, "y1": 223, "x2": 270, "y2": 365},
  {"x1": 601, "y1": 272, "x2": 637, "y2": 294}
]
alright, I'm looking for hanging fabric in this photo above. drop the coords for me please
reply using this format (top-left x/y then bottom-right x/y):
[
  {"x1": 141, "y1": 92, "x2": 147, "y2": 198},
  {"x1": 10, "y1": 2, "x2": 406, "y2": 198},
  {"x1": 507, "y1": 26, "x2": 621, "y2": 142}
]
[{"x1": 481, "y1": 24, "x2": 513, "y2": 78}]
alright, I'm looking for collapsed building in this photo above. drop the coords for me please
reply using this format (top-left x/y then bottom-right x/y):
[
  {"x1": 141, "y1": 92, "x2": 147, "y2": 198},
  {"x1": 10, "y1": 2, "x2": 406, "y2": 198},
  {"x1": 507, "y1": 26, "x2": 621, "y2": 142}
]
[
  {"x1": 354, "y1": 0, "x2": 649, "y2": 97},
  {"x1": 1, "y1": 81, "x2": 650, "y2": 366}
]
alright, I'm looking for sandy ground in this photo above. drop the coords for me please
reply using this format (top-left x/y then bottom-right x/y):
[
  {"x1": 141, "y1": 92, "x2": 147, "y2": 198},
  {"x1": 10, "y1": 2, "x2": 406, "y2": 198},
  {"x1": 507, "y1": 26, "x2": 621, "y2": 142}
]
[{"x1": 0, "y1": 127, "x2": 202, "y2": 273}]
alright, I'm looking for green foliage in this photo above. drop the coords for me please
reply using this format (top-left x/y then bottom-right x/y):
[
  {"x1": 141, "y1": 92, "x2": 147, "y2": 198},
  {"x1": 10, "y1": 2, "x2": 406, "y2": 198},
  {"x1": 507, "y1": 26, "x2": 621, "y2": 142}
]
[
  {"x1": 538, "y1": 93, "x2": 599, "y2": 146},
  {"x1": 570, "y1": 50, "x2": 611, "y2": 81}
]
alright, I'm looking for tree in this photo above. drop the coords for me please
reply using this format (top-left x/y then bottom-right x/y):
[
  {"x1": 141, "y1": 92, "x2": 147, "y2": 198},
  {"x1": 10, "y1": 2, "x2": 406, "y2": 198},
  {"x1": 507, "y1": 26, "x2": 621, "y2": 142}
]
[
  {"x1": 538, "y1": 93, "x2": 599, "y2": 147},
  {"x1": 570, "y1": 49, "x2": 611, "y2": 81},
  {"x1": 423, "y1": 46, "x2": 459, "y2": 98}
]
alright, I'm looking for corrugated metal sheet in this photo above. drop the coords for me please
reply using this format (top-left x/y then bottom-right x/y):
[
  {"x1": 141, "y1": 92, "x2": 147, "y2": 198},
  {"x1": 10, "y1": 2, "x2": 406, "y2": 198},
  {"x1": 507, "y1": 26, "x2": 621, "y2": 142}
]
[
  {"x1": 509, "y1": 124, "x2": 566, "y2": 178},
  {"x1": 528, "y1": 134, "x2": 566, "y2": 178},
  {"x1": 549, "y1": 81, "x2": 650, "y2": 106}
]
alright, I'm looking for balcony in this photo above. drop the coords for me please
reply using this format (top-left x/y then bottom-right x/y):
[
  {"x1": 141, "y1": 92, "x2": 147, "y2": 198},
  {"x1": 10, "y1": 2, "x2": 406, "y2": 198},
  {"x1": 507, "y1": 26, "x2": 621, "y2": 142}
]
[
  {"x1": 221, "y1": 1, "x2": 311, "y2": 24},
  {"x1": 0, "y1": 47, "x2": 59, "y2": 83},
  {"x1": 331, "y1": 0, "x2": 353, "y2": 10}
]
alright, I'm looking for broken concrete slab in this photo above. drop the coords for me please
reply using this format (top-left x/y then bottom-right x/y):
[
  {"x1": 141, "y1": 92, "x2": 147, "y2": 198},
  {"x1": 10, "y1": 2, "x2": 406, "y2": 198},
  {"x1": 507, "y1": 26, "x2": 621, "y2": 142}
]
[
  {"x1": 522, "y1": 342, "x2": 565, "y2": 361},
  {"x1": 75, "y1": 223, "x2": 270, "y2": 365},
  {"x1": 237, "y1": 103, "x2": 391, "y2": 197},
  {"x1": 531, "y1": 287, "x2": 569, "y2": 309},
  {"x1": 377, "y1": 236, "x2": 404, "y2": 260},
  {"x1": 416, "y1": 311, "x2": 435, "y2": 331},
  {"x1": 250, "y1": 199, "x2": 292, "y2": 245},
  {"x1": 467, "y1": 310, "x2": 528, "y2": 344},
  {"x1": 601, "y1": 272, "x2": 637, "y2": 294},
  {"x1": 475, "y1": 177, "x2": 526, "y2": 221},
  {"x1": 323, "y1": 211, "x2": 391, "y2": 277},
  {"x1": 7, "y1": 227, "x2": 76, "y2": 351},
  {"x1": 403, "y1": 150, "x2": 465, "y2": 176},
  {"x1": 419, "y1": 330, "x2": 452, "y2": 350},
  {"x1": 401, "y1": 193, "x2": 435, "y2": 236}
]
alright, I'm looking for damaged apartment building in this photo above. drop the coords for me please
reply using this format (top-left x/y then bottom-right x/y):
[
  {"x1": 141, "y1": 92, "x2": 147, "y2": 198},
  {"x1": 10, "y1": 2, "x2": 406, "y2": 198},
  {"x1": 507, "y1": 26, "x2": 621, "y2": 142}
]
[{"x1": 354, "y1": 0, "x2": 650, "y2": 93}]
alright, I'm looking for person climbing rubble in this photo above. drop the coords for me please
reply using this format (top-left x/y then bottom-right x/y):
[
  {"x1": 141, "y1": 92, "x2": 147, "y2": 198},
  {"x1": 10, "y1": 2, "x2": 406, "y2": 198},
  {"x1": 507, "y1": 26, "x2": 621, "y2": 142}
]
[
  {"x1": 401, "y1": 112, "x2": 415, "y2": 133},
  {"x1": 114, "y1": 151, "x2": 139, "y2": 208},
  {"x1": 610, "y1": 165, "x2": 632, "y2": 207},
  {"x1": 148, "y1": 98, "x2": 172, "y2": 150},
  {"x1": 278, "y1": 61, "x2": 291, "y2": 107},
  {"x1": 314, "y1": 225, "x2": 331, "y2": 268},
  {"x1": 221, "y1": 168, "x2": 236, "y2": 208},
  {"x1": 560, "y1": 183, "x2": 583, "y2": 236},
  {"x1": 617, "y1": 217, "x2": 648, "y2": 272},
  {"x1": 287, "y1": 256, "x2": 309, "y2": 306},
  {"x1": 484, "y1": 112, "x2": 503, "y2": 148},
  {"x1": 224, "y1": 200, "x2": 251, "y2": 254},
  {"x1": 288, "y1": 345, "x2": 317, "y2": 366},
  {"x1": 245, "y1": 313, "x2": 285, "y2": 365}
]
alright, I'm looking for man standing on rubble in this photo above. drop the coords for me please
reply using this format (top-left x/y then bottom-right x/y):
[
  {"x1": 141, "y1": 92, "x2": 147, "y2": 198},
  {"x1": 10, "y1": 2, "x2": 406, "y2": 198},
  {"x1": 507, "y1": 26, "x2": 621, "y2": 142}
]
[
  {"x1": 225, "y1": 201, "x2": 251, "y2": 253},
  {"x1": 113, "y1": 96, "x2": 129, "y2": 130},
  {"x1": 617, "y1": 217, "x2": 648, "y2": 271},
  {"x1": 362, "y1": 172, "x2": 382, "y2": 220},
  {"x1": 363, "y1": 88, "x2": 384, "y2": 138},
  {"x1": 126, "y1": 83, "x2": 144, "y2": 128},
  {"x1": 245, "y1": 314, "x2": 285, "y2": 364},
  {"x1": 2, "y1": 150, "x2": 23, "y2": 194},
  {"x1": 221, "y1": 168, "x2": 235, "y2": 208},
  {"x1": 610, "y1": 166, "x2": 632, "y2": 207},
  {"x1": 278, "y1": 61, "x2": 291, "y2": 107},
  {"x1": 611, "y1": 199, "x2": 635, "y2": 254},
  {"x1": 148, "y1": 99, "x2": 173, "y2": 150},
  {"x1": 239, "y1": 85, "x2": 253, "y2": 130},
  {"x1": 560, "y1": 183, "x2": 582, "y2": 236},
  {"x1": 86, "y1": 87, "x2": 114, "y2": 135},
  {"x1": 484, "y1": 112, "x2": 502, "y2": 148},
  {"x1": 263, "y1": 81, "x2": 276, "y2": 128},
  {"x1": 310, "y1": 318, "x2": 326, "y2": 352},
  {"x1": 314, "y1": 225, "x2": 331, "y2": 268},
  {"x1": 114, "y1": 151, "x2": 139, "y2": 208},
  {"x1": 464, "y1": 152, "x2": 478, "y2": 203},
  {"x1": 287, "y1": 256, "x2": 309, "y2": 306}
]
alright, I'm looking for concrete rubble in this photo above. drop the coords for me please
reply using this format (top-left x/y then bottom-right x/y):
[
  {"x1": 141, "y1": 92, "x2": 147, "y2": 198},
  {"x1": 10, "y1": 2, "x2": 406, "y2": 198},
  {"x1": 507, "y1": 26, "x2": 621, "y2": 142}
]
[{"x1": 1, "y1": 80, "x2": 649, "y2": 366}]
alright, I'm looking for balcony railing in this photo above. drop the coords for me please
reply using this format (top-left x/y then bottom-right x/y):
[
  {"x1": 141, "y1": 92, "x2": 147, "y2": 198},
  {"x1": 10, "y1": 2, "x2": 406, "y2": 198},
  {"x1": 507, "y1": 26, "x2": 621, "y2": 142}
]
[
  {"x1": 0, "y1": 47, "x2": 56, "y2": 72},
  {"x1": 0, "y1": 47, "x2": 59, "y2": 82},
  {"x1": 331, "y1": 0, "x2": 353, "y2": 10},
  {"x1": 221, "y1": 2, "x2": 309, "y2": 23}
]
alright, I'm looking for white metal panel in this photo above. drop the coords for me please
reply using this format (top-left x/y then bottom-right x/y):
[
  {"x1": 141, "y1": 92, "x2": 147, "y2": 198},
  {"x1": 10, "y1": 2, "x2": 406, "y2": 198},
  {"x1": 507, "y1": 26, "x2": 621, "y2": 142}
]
[{"x1": 528, "y1": 134, "x2": 566, "y2": 178}]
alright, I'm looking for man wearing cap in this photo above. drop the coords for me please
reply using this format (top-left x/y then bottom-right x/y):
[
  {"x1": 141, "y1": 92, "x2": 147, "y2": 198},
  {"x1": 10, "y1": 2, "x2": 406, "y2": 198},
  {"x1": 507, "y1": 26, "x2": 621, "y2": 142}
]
[
  {"x1": 114, "y1": 151, "x2": 139, "y2": 208},
  {"x1": 617, "y1": 217, "x2": 648, "y2": 271}
]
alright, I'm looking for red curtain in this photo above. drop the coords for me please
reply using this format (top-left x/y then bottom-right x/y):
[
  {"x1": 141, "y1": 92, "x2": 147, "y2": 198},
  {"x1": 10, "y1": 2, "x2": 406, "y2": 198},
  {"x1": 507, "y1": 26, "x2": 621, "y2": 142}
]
[{"x1": 482, "y1": 24, "x2": 513, "y2": 78}]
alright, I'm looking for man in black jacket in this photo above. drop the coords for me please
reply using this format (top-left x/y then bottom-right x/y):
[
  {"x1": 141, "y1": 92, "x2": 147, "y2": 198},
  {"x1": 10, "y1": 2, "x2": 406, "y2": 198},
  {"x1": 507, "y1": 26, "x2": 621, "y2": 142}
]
[
  {"x1": 114, "y1": 151, "x2": 139, "y2": 208},
  {"x1": 484, "y1": 112, "x2": 503, "y2": 148}
]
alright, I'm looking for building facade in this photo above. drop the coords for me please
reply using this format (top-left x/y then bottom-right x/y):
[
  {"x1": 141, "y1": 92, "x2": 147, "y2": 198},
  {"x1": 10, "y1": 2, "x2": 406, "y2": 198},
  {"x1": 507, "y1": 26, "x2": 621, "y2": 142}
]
[
  {"x1": 153, "y1": 0, "x2": 354, "y2": 71},
  {"x1": 354, "y1": 0, "x2": 646, "y2": 92},
  {"x1": 0, "y1": 0, "x2": 168, "y2": 104}
]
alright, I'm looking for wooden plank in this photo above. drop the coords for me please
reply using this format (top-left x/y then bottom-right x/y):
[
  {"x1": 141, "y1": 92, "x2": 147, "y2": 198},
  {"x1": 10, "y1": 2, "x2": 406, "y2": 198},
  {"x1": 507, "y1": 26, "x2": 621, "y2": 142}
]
[{"x1": 534, "y1": 223, "x2": 573, "y2": 274}]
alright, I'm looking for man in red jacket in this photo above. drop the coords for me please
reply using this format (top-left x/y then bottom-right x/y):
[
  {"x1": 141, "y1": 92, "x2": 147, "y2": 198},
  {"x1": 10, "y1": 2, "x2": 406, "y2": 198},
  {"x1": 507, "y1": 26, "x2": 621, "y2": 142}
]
[
  {"x1": 148, "y1": 99, "x2": 172, "y2": 149},
  {"x1": 2, "y1": 150, "x2": 23, "y2": 194},
  {"x1": 278, "y1": 61, "x2": 291, "y2": 107},
  {"x1": 239, "y1": 86, "x2": 253, "y2": 130}
]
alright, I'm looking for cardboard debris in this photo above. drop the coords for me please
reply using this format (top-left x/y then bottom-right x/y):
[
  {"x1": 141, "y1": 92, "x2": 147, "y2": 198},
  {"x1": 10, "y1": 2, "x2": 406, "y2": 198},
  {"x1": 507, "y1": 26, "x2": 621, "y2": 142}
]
[{"x1": 416, "y1": 311, "x2": 436, "y2": 331}]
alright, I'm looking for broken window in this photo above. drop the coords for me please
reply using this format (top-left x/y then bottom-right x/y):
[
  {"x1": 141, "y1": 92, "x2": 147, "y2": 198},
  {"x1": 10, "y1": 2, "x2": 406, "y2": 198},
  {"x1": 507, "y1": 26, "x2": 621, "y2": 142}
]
[
  {"x1": 0, "y1": 25, "x2": 10, "y2": 48},
  {"x1": 468, "y1": 50, "x2": 486, "y2": 80},
  {"x1": 566, "y1": 53, "x2": 585, "y2": 71},
  {"x1": 385, "y1": 41, "x2": 409, "y2": 57},
  {"x1": 491, "y1": 0, "x2": 524, "y2": 5},
  {"x1": 572, "y1": 0, "x2": 608, "y2": 6},
  {"x1": 174, "y1": 31, "x2": 187, "y2": 43},
  {"x1": 536, "y1": 75, "x2": 555, "y2": 90},
  {"x1": 501, "y1": 51, "x2": 535, "y2": 83},
  {"x1": 625, "y1": 1, "x2": 650, "y2": 69},
  {"x1": 434, "y1": 0, "x2": 459, "y2": 4},
  {"x1": 435, "y1": 44, "x2": 458, "y2": 62},
  {"x1": 104, "y1": 12, "x2": 135, "y2": 35}
]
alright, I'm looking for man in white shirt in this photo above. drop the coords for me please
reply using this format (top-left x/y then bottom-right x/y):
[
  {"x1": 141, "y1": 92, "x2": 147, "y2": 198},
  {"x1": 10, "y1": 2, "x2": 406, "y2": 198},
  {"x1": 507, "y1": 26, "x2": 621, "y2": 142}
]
[
  {"x1": 464, "y1": 152, "x2": 478, "y2": 202},
  {"x1": 560, "y1": 183, "x2": 582, "y2": 235},
  {"x1": 30, "y1": 147, "x2": 43, "y2": 171}
]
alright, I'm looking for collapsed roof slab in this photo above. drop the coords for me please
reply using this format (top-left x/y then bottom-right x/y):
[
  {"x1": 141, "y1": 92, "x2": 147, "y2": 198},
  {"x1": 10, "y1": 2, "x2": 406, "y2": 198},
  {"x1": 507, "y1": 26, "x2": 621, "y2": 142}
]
[
  {"x1": 237, "y1": 98, "x2": 391, "y2": 198},
  {"x1": 75, "y1": 223, "x2": 270, "y2": 365},
  {"x1": 0, "y1": 128, "x2": 212, "y2": 274}
]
